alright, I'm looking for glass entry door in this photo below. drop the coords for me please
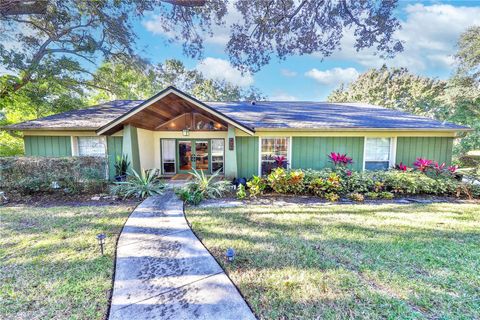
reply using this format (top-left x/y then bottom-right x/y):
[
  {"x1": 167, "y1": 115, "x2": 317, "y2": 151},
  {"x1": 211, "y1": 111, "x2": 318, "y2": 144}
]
[
  {"x1": 178, "y1": 140, "x2": 209, "y2": 173},
  {"x1": 194, "y1": 141, "x2": 209, "y2": 171}
]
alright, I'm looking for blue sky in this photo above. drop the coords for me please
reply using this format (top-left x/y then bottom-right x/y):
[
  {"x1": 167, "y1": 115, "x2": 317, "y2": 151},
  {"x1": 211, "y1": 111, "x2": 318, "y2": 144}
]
[{"x1": 133, "y1": 1, "x2": 480, "y2": 101}]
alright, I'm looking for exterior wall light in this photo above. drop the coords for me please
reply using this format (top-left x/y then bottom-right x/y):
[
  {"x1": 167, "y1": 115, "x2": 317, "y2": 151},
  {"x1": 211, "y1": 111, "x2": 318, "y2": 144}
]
[
  {"x1": 96, "y1": 233, "x2": 106, "y2": 255},
  {"x1": 226, "y1": 248, "x2": 235, "y2": 262},
  {"x1": 182, "y1": 128, "x2": 190, "y2": 136}
]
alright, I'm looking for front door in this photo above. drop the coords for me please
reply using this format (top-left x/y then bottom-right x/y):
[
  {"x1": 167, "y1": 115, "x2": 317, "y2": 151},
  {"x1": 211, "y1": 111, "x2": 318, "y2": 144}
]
[{"x1": 178, "y1": 140, "x2": 209, "y2": 173}]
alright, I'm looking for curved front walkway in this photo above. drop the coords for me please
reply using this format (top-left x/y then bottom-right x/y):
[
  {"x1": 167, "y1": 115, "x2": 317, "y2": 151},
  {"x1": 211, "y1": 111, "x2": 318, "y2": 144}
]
[{"x1": 109, "y1": 191, "x2": 255, "y2": 320}]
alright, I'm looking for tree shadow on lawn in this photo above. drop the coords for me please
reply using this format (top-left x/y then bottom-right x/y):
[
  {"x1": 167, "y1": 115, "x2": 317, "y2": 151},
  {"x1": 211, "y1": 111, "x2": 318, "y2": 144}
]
[{"x1": 188, "y1": 206, "x2": 480, "y2": 319}]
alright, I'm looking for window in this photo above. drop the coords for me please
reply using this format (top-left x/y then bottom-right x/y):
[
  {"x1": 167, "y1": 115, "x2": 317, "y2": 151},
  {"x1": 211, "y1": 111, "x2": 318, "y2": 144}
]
[
  {"x1": 364, "y1": 138, "x2": 393, "y2": 170},
  {"x1": 161, "y1": 139, "x2": 176, "y2": 174},
  {"x1": 78, "y1": 137, "x2": 106, "y2": 157},
  {"x1": 261, "y1": 137, "x2": 289, "y2": 175},
  {"x1": 211, "y1": 139, "x2": 224, "y2": 173}
]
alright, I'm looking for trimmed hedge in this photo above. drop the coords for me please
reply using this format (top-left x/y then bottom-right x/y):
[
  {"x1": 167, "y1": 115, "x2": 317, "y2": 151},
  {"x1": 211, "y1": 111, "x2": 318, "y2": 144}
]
[{"x1": 0, "y1": 157, "x2": 108, "y2": 195}]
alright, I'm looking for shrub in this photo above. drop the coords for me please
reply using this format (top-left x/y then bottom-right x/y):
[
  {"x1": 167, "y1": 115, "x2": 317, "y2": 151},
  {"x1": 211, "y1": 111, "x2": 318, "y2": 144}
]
[
  {"x1": 325, "y1": 192, "x2": 340, "y2": 202},
  {"x1": 177, "y1": 169, "x2": 230, "y2": 205},
  {"x1": 365, "y1": 192, "x2": 379, "y2": 199},
  {"x1": 287, "y1": 170, "x2": 305, "y2": 194},
  {"x1": 236, "y1": 184, "x2": 247, "y2": 200},
  {"x1": 378, "y1": 191, "x2": 394, "y2": 200},
  {"x1": 114, "y1": 155, "x2": 130, "y2": 179},
  {"x1": 348, "y1": 192, "x2": 365, "y2": 202},
  {"x1": 0, "y1": 156, "x2": 107, "y2": 195},
  {"x1": 186, "y1": 169, "x2": 231, "y2": 199},
  {"x1": 267, "y1": 167, "x2": 289, "y2": 193},
  {"x1": 247, "y1": 176, "x2": 267, "y2": 198},
  {"x1": 176, "y1": 188, "x2": 203, "y2": 205},
  {"x1": 308, "y1": 172, "x2": 341, "y2": 200},
  {"x1": 112, "y1": 169, "x2": 165, "y2": 199}
]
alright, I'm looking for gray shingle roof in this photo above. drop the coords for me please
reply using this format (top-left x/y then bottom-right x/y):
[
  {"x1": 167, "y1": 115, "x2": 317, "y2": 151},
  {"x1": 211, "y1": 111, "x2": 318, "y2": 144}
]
[
  {"x1": 5, "y1": 100, "x2": 143, "y2": 130},
  {"x1": 4, "y1": 99, "x2": 469, "y2": 131},
  {"x1": 208, "y1": 101, "x2": 469, "y2": 130}
]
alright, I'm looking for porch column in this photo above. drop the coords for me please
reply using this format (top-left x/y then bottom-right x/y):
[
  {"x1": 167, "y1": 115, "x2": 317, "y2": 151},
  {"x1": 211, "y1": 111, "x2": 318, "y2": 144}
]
[
  {"x1": 122, "y1": 124, "x2": 141, "y2": 174},
  {"x1": 225, "y1": 124, "x2": 238, "y2": 179}
]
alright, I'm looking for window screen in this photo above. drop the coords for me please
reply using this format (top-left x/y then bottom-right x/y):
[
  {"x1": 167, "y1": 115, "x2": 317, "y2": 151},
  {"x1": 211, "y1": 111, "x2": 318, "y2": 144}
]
[
  {"x1": 211, "y1": 139, "x2": 224, "y2": 173},
  {"x1": 364, "y1": 138, "x2": 391, "y2": 170},
  {"x1": 78, "y1": 137, "x2": 106, "y2": 157},
  {"x1": 162, "y1": 139, "x2": 176, "y2": 174}
]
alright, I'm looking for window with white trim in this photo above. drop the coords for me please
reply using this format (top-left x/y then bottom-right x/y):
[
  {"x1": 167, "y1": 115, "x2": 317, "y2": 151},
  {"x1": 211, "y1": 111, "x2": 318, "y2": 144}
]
[
  {"x1": 364, "y1": 137, "x2": 392, "y2": 170},
  {"x1": 211, "y1": 139, "x2": 224, "y2": 173},
  {"x1": 261, "y1": 137, "x2": 289, "y2": 175},
  {"x1": 161, "y1": 139, "x2": 176, "y2": 175},
  {"x1": 77, "y1": 137, "x2": 106, "y2": 157}
]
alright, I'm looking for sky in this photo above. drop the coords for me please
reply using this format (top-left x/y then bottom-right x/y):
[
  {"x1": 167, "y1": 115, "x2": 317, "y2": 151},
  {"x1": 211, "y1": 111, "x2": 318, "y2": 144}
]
[{"x1": 135, "y1": 1, "x2": 480, "y2": 101}]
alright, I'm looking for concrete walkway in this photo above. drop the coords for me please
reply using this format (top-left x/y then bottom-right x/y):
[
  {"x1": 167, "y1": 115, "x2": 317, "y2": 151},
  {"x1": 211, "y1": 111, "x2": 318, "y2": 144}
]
[{"x1": 109, "y1": 191, "x2": 256, "y2": 320}]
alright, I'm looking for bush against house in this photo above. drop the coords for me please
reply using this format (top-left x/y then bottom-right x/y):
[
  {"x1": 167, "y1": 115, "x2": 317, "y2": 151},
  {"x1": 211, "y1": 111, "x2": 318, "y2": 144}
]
[{"x1": 0, "y1": 157, "x2": 107, "y2": 195}]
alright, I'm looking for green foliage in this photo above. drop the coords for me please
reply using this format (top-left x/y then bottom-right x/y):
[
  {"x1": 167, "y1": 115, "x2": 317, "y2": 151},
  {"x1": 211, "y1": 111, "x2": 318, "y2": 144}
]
[
  {"x1": 246, "y1": 176, "x2": 267, "y2": 198},
  {"x1": 112, "y1": 169, "x2": 165, "y2": 199},
  {"x1": 176, "y1": 188, "x2": 204, "y2": 206},
  {"x1": 455, "y1": 26, "x2": 480, "y2": 84},
  {"x1": 267, "y1": 168, "x2": 290, "y2": 194},
  {"x1": 0, "y1": 157, "x2": 107, "y2": 195},
  {"x1": 365, "y1": 192, "x2": 379, "y2": 199},
  {"x1": 287, "y1": 170, "x2": 305, "y2": 194},
  {"x1": 379, "y1": 191, "x2": 395, "y2": 200},
  {"x1": 114, "y1": 155, "x2": 130, "y2": 177},
  {"x1": 348, "y1": 192, "x2": 365, "y2": 202},
  {"x1": 177, "y1": 170, "x2": 230, "y2": 205},
  {"x1": 328, "y1": 65, "x2": 447, "y2": 117},
  {"x1": 236, "y1": 184, "x2": 247, "y2": 200},
  {"x1": 87, "y1": 59, "x2": 264, "y2": 104},
  {"x1": 328, "y1": 30, "x2": 480, "y2": 158},
  {"x1": 308, "y1": 173, "x2": 342, "y2": 200}
]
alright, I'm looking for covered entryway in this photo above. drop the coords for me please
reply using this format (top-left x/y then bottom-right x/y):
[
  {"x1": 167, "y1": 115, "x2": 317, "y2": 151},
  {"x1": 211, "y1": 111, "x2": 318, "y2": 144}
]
[{"x1": 97, "y1": 86, "x2": 254, "y2": 178}]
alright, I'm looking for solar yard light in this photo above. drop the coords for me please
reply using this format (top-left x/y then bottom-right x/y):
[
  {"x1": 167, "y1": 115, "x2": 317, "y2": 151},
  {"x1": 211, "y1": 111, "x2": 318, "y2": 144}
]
[
  {"x1": 226, "y1": 248, "x2": 235, "y2": 262},
  {"x1": 96, "y1": 233, "x2": 106, "y2": 255}
]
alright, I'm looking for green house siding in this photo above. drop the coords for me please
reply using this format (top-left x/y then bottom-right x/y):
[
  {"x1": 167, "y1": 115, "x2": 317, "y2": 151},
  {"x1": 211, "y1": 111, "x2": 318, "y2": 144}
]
[
  {"x1": 396, "y1": 137, "x2": 453, "y2": 166},
  {"x1": 292, "y1": 137, "x2": 364, "y2": 171},
  {"x1": 236, "y1": 136, "x2": 259, "y2": 178},
  {"x1": 107, "y1": 136, "x2": 123, "y2": 179},
  {"x1": 24, "y1": 136, "x2": 71, "y2": 157}
]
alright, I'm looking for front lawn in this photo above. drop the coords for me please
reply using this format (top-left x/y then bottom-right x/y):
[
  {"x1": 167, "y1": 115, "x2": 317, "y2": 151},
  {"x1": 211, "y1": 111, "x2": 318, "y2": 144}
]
[
  {"x1": 186, "y1": 202, "x2": 480, "y2": 319},
  {"x1": 0, "y1": 202, "x2": 136, "y2": 320}
]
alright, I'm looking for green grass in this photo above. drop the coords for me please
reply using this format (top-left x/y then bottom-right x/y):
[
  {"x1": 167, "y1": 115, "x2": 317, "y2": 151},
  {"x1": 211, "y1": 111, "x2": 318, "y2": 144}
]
[
  {"x1": 186, "y1": 203, "x2": 480, "y2": 319},
  {"x1": 0, "y1": 203, "x2": 135, "y2": 320}
]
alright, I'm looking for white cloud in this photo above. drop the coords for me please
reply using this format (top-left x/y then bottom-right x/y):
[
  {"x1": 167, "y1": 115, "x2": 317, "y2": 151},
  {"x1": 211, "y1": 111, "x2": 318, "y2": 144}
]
[
  {"x1": 327, "y1": 4, "x2": 480, "y2": 73},
  {"x1": 280, "y1": 69, "x2": 297, "y2": 77},
  {"x1": 305, "y1": 67, "x2": 359, "y2": 85},
  {"x1": 143, "y1": 2, "x2": 239, "y2": 47},
  {"x1": 196, "y1": 57, "x2": 254, "y2": 87},
  {"x1": 269, "y1": 92, "x2": 298, "y2": 101}
]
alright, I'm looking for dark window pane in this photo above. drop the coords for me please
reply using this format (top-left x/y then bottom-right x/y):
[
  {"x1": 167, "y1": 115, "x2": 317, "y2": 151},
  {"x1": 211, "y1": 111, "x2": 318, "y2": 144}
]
[
  {"x1": 212, "y1": 162, "x2": 223, "y2": 173},
  {"x1": 163, "y1": 163, "x2": 175, "y2": 174},
  {"x1": 365, "y1": 161, "x2": 389, "y2": 171}
]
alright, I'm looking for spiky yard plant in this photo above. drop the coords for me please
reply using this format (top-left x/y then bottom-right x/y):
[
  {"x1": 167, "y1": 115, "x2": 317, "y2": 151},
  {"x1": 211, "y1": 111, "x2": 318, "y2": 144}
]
[
  {"x1": 112, "y1": 169, "x2": 165, "y2": 199},
  {"x1": 186, "y1": 169, "x2": 231, "y2": 199}
]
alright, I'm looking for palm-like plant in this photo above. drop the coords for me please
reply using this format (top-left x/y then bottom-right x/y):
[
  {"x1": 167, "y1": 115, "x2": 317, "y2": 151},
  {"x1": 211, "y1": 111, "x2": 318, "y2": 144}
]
[
  {"x1": 186, "y1": 169, "x2": 230, "y2": 199},
  {"x1": 112, "y1": 169, "x2": 165, "y2": 199}
]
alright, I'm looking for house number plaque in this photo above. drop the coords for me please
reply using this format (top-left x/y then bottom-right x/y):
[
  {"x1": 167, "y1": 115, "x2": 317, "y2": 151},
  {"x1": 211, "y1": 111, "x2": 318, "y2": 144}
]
[{"x1": 229, "y1": 138, "x2": 234, "y2": 151}]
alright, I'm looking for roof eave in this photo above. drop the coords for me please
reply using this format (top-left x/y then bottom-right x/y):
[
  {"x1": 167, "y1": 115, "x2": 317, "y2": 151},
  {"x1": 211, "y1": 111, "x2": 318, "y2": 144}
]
[{"x1": 96, "y1": 86, "x2": 255, "y2": 136}]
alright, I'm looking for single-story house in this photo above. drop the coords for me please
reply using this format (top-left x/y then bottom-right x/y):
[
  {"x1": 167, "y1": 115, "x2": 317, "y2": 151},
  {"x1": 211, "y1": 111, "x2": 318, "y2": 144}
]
[{"x1": 4, "y1": 86, "x2": 471, "y2": 179}]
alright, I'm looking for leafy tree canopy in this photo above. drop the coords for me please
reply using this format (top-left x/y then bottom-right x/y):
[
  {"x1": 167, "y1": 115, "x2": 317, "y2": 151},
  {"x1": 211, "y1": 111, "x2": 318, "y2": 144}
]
[
  {"x1": 455, "y1": 26, "x2": 480, "y2": 84},
  {"x1": 0, "y1": 0, "x2": 403, "y2": 101},
  {"x1": 328, "y1": 65, "x2": 448, "y2": 118},
  {"x1": 87, "y1": 59, "x2": 264, "y2": 103}
]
